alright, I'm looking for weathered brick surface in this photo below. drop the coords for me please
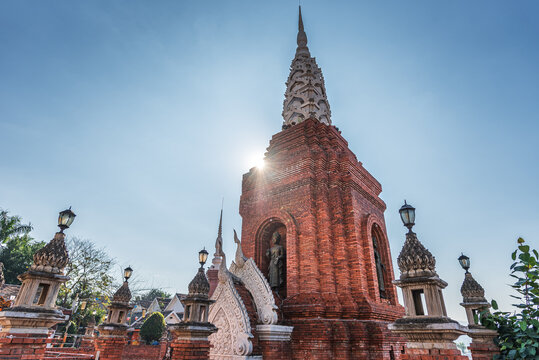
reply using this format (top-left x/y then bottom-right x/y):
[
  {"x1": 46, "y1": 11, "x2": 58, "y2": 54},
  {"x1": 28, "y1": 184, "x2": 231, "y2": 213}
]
[
  {"x1": 95, "y1": 336, "x2": 127, "y2": 360},
  {"x1": 44, "y1": 346, "x2": 95, "y2": 360},
  {"x1": 206, "y1": 268, "x2": 218, "y2": 298},
  {"x1": 0, "y1": 332, "x2": 53, "y2": 360},
  {"x1": 122, "y1": 343, "x2": 167, "y2": 360},
  {"x1": 42, "y1": 341, "x2": 169, "y2": 360},
  {"x1": 469, "y1": 341, "x2": 499, "y2": 359},
  {"x1": 401, "y1": 347, "x2": 468, "y2": 360},
  {"x1": 170, "y1": 339, "x2": 211, "y2": 360},
  {"x1": 239, "y1": 118, "x2": 405, "y2": 358},
  {"x1": 259, "y1": 339, "x2": 292, "y2": 360}
]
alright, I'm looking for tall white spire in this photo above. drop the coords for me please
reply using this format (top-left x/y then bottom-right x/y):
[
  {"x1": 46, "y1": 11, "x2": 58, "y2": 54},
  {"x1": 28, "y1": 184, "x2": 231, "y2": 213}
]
[{"x1": 282, "y1": 6, "x2": 332, "y2": 128}]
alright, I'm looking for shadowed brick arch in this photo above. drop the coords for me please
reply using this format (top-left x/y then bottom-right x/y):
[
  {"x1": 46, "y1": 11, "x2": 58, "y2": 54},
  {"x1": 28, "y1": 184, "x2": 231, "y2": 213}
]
[
  {"x1": 365, "y1": 214, "x2": 398, "y2": 305},
  {"x1": 250, "y1": 209, "x2": 299, "y2": 298}
]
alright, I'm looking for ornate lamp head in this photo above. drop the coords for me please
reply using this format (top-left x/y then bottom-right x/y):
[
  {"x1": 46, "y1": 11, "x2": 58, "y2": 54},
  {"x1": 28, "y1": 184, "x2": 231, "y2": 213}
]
[
  {"x1": 58, "y1": 207, "x2": 76, "y2": 233},
  {"x1": 458, "y1": 253, "x2": 471, "y2": 273},
  {"x1": 123, "y1": 266, "x2": 133, "y2": 282},
  {"x1": 399, "y1": 201, "x2": 415, "y2": 232},
  {"x1": 199, "y1": 248, "x2": 209, "y2": 268}
]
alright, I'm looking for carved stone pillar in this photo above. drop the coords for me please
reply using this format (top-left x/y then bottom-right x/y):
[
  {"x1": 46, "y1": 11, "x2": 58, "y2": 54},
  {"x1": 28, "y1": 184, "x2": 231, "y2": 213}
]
[
  {"x1": 169, "y1": 261, "x2": 216, "y2": 360},
  {"x1": 169, "y1": 324, "x2": 217, "y2": 360},
  {"x1": 257, "y1": 325, "x2": 294, "y2": 360},
  {"x1": 459, "y1": 271, "x2": 499, "y2": 359},
  {"x1": 389, "y1": 230, "x2": 468, "y2": 360},
  {"x1": 0, "y1": 230, "x2": 70, "y2": 360},
  {"x1": 96, "y1": 280, "x2": 133, "y2": 360}
]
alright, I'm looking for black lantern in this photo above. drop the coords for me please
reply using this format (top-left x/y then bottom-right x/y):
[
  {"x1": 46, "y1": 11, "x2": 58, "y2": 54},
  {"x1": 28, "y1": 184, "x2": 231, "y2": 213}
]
[
  {"x1": 199, "y1": 248, "x2": 209, "y2": 267},
  {"x1": 58, "y1": 207, "x2": 76, "y2": 232},
  {"x1": 398, "y1": 200, "x2": 415, "y2": 232},
  {"x1": 458, "y1": 253, "x2": 470, "y2": 273},
  {"x1": 124, "y1": 266, "x2": 133, "y2": 282}
]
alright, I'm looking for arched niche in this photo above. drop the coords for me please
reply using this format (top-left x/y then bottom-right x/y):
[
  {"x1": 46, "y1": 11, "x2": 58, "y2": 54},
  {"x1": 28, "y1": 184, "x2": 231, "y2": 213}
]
[
  {"x1": 255, "y1": 218, "x2": 287, "y2": 298},
  {"x1": 369, "y1": 221, "x2": 397, "y2": 305}
]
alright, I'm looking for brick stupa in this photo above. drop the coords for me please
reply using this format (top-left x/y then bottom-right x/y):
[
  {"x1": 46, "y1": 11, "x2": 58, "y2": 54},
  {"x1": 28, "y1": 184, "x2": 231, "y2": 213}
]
[{"x1": 238, "y1": 7, "x2": 405, "y2": 359}]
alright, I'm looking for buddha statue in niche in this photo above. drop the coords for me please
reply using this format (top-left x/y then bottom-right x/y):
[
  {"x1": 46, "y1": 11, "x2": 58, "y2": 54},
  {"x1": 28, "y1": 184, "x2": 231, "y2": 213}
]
[{"x1": 266, "y1": 231, "x2": 285, "y2": 289}]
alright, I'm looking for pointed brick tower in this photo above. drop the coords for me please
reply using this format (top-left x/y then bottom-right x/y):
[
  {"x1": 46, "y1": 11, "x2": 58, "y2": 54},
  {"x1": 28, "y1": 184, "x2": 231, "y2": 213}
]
[{"x1": 239, "y1": 7, "x2": 405, "y2": 359}]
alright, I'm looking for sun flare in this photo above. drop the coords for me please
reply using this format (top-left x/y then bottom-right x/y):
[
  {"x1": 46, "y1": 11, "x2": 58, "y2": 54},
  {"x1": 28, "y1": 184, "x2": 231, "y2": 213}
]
[
  {"x1": 247, "y1": 152, "x2": 266, "y2": 170},
  {"x1": 255, "y1": 157, "x2": 265, "y2": 170}
]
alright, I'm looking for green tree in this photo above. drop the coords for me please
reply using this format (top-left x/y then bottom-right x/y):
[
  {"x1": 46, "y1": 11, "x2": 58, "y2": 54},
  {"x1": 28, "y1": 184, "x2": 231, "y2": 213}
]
[
  {"x1": 0, "y1": 234, "x2": 45, "y2": 284},
  {"x1": 0, "y1": 209, "x2": 33, "y2": 244},
  {"x1": 135, "y1": 289, "x2": 172, "y2": 303},
  {"x1": 0, "y1": 209, "x2": 44, "y2": 284},
  {"x1": 58, "y1": 237, "x2": 115, "y2": 308},
  {"x1": 70, "y1": 304, "x2": 107, "y2": 333},
  {"x1": 140, "y1": 312, "x2": 166, "y2": 344},
  {"x1": 480, "y1": 238, "x2": 539, "y2": 359}
]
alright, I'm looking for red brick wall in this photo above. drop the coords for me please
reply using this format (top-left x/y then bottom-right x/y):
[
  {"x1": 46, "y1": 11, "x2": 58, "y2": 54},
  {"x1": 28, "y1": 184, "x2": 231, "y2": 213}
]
[
  {"x1": 401, "y1": 347, "x2": 468, "y2": 360},
  {"x1": 0, "y1": 332, "x2": 52, "y2": 360},
  {"x1": 122, "y1": 343, "x2": 167, "y2": 360},
  {"x1": 44, "y1": 346, "x2": 95, "y2": 360},
  {"x1": 259, "y1": 339, "x2": 292, "y2": 360},
  {"x1": 239, "y1": 118, "x2": 405, "y2": 358},
  {"x1": 207, "y1": 268, "x2": 218, "y2": 298},
  {"x1": 170, "y1": 339, "x2": 211, "y2": 360},
  {"x1": 41, "y1": 341, "x2": 170, "y2": 360},
  {"x1": 469, "y1": 341, "x2": 499, "y2": 359},
  {"x1": 95, "y1": 336, "x2": 127, "y2": 360}
]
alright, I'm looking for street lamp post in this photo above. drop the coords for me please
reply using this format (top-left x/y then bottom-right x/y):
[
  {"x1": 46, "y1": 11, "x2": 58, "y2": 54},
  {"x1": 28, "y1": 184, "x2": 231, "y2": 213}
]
[
  {"x1": 124, "y1": 266, "x2": 133, "y2": 282},
  {"x1": 458, "y1": 253, "x2": 471, "y2": 274},
  {"x1": 58, "y1": 207, "x2": 76, "y2": 233},
  {"x1": 0, "y1": 207, "x2": 75, "y2": 354},
  {"x1": 398, "y1": 200, "x2": 416, "y2": 233},
  {"x1": 199, "y1": 248, "x2": 209, "y2": 269}
]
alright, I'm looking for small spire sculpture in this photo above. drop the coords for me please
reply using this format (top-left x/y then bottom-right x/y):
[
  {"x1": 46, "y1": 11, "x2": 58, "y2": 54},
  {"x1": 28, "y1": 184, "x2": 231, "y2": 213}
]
[
  {"x1": 282, "y1": 6, "x2": 332, "y2": 127},
  {"x1": 389, "y1": 202, "x2": 467, "y2": 353},
  {"x1": 211, "y1": 208, "x2": 224, "y2": 269},
  {"x1": 458, "y1": 254, "x2": 491, "y2": 326},
  {"x1": 168, "y1": 250, "x2": 217, "y2": 357},
  {"x1": 0, "y1": 208, "x2": 76, "y2": 334},
  {"x1": 101, "y1": 267, "x2": 133, "y2": 329},
  {"x1": 457, "y1": 254, "x2": 499, "y2": 355}
]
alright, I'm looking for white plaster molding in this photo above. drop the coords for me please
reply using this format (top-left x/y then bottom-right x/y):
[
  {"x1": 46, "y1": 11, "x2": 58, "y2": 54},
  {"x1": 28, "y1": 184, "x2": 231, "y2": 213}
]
[
  {"x1": 0, "y1": 327, "x2": 51, "y2": 335},
  {"x1": 230, "y1": 259, "x2": 278, "y2": 325},
  {"x1": 209, "y1": 356, "x2": 262, "y2": 360},
  {"x1": 230, "y1": 232, "x2": 279, "y2": 325},
  {"x1": 209, "y1": 253, "x2": 254, "y2": 359},
  {"x1": 256, "y1": 324, "x2": 294, "y2": 342},
  {"x1": 233, "y1": 230, "x2": 246, "y2": 268}
]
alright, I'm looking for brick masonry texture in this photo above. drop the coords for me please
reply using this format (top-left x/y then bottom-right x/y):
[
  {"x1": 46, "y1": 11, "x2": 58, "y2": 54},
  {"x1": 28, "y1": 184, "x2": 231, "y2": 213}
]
[
  {"x1": 239, "y1": 118, "x2": 406, "y2": 359},
  {"x1": 0, "y1": 332, "x2": 51, "y2": 360},
  {"x1": 401, "y1": 347, "x2": 469, "y2": 360},
  {"x1": 468, "y1": 342, "x2": 500, "y2": 360},
  {"x1": 170, "y1": 339, "x2": 211, "y2": 360},
  {"x1": 122, "y1": 343, "x2": 167, "y2": 360},
  {"x1": 95, "y1": 336, "x2": 127, "y2": 360}
]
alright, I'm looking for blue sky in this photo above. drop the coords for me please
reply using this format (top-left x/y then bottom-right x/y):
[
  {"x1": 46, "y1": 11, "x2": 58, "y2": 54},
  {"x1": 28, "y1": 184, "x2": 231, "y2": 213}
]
[{"x1": 1, "y1": 1, "x2": 538, "y2": 324}]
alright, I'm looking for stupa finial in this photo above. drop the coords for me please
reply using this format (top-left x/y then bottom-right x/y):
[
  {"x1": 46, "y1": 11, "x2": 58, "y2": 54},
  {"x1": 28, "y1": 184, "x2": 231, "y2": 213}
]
[
  {"x1": 296, "y1": 6, "x2": 309, "y2": 57},
  {"x1": 283, "y1": 6, "x2": 332, "y2": 127},
  {"x1": 211, "y1": 204, "x2": 224, "y2": 269},
  {"x1": 215, "y1": 207, "x2": 223, "y2": 256}
]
